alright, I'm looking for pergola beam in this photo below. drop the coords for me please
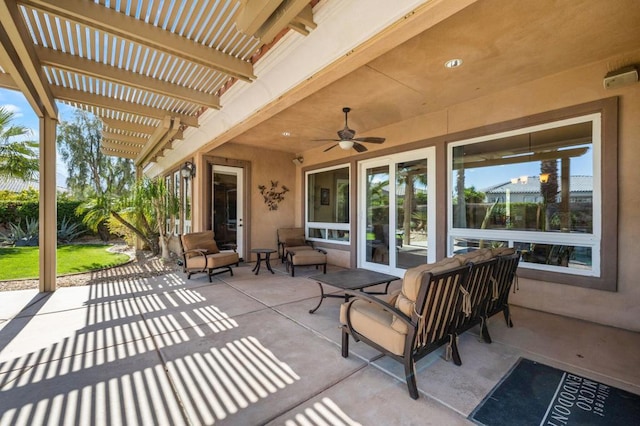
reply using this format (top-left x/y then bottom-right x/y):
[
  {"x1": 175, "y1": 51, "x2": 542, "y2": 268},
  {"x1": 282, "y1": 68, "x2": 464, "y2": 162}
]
[
  {"x1": 101, "y1": 131, "x2": 148, "y2": 145},
  {"x1": 101, "y1": 140, "x2": 143, "y2": 153},
  {"x1": 101, "y1": 147, "x2": 138, "y2": 160},
  {"x1": 256, "y1": 0, "x2": 310, "y2": 44},
  {"x1": 289, "y1": 5, "x2": 316, "y2": 35},
  {"x1": 136, "y1": 117, "x2": 180, "y2": 166},
  {"x1": 22, "y1": 0, "x2": 256, "y2": 82},
  {"x1": 235, "y1": 0, "x2": 282, "y2": 35},
  {"x1": 101, "y1": 118, "x2": 158, "y2": 135},
  {"x1": 0, "y1": 72, "x2": 18, "y2": 90},
  {"x1": 36, "y1": 46, "x2": 221, "y2": 110},
  {"x1": 52, "y1": 86, "x2": 199, "y2": 127},
  {"x1": 0, "y1": 0, "x2": 57, "y2": 118}
]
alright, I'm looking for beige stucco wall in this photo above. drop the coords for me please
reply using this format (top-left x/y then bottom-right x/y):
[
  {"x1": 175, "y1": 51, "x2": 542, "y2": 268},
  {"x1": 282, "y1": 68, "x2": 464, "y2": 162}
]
[{"x1": 299, "y1": 52, "x2": 640, "y2": 331}]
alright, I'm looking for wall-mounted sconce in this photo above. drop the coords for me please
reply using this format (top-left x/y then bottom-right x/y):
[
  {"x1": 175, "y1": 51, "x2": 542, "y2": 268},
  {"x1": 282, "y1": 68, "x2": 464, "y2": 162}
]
[
  {"x1": 292, "y1": 156, "x2": 304, "y2": 166},
  {"x1": 539, "y1": 173, "x2": 550, "y2": 183},
  {"x1": 180, "y1": 161, "x2": 196, "y2": 179}
]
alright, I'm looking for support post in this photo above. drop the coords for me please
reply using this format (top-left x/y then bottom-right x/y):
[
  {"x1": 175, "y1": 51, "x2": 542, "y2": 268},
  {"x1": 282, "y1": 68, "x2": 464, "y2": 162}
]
[{"x1": 39, "y1": 113, "x2": 57, "y2": 292}]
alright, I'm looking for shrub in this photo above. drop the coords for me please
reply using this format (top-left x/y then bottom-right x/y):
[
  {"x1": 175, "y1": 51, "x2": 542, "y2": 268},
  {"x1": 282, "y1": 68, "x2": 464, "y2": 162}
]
[
  {"x1": 0, "y1": 218, "x2": 39, "y2": 246},
  {"x1": 57, "y1": 216, "x2": 85, "y2": 243}
]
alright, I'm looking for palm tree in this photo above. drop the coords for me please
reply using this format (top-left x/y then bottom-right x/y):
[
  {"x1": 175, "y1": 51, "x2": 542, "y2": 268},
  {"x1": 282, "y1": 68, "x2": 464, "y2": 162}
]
[
  {"x1": 77, "y1": 177, "x2": 179, "y2": 259},
  {"x1": 0, "y1": 106, "x2": 38, "y2": 179}
]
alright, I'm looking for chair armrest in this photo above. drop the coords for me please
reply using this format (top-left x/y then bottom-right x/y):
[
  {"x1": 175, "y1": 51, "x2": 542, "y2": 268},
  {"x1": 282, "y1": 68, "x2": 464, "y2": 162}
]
[
  {"x1": 316, "y1": 248, "x2": 327, "y2": 254},
  {"x1": 219, "y1": 243, "x2": 237, "y2": 252},
  {"x1": 183, "y1": 248, "x2": 207, "y2": 256},
  {"x1": 342, "y1": 290, "x2": 414, "y2": 329}
]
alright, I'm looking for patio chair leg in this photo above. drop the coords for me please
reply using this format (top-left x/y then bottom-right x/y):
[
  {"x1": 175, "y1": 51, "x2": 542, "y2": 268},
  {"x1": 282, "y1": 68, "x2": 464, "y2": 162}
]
[
  {"x1": 503, "y1": 306, "x2": 513, "y2": 327},
  {"x1": 404, "y1": 358, "x2": 419, "y2": 399},
  {"x1": 207, "y1": 270, "x2": 213, "y2": 283},
  {"x1": 290, "y1": 265, "x2": 295, "y2": 277},
  {"x1": 322, "y1": 263, "x2": 326, "y2": 274},
  {"x1": 481, "y1": 319, "x2": 493, "y2": 344},
  {"x1": 451, "y1": 334, "x2": 462, "y2": 366},
  {"x1": 341, "y1": 328, "x2": 349, "y2": 357}
]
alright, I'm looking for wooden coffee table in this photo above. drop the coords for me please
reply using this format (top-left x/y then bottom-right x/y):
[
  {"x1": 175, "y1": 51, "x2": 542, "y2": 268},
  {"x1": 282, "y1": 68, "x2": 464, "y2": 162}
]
[{"x1": 307, "y1": 268, "x2": 400, "y2": 313}]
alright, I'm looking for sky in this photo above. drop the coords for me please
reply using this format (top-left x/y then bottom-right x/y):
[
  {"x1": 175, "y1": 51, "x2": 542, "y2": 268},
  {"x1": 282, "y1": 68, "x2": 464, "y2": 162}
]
[{"x1": 0, "y1": 87, "x2": 79, "y2": 188}]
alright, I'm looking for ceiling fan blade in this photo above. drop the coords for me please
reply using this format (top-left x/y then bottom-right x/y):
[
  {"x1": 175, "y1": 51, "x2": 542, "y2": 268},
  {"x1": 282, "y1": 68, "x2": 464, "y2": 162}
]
[
  {"x1": 353, "y1": 142, "x2": 368, "y2": 152},
  {"x1": 324, "y1": 144, "x2": 338, "y2": 152},
  {"x1": 312, "y1": 138, "x2": 340, "y2": 142},
  {"x1": 353, "y1": 137, "x2": 385, "y2": 144}
]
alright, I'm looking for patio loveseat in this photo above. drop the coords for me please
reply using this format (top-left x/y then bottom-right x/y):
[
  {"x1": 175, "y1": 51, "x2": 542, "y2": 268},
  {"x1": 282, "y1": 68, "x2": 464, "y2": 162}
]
[{"x1": 340, "y1": 247, "x2": 519, "y2": 399}]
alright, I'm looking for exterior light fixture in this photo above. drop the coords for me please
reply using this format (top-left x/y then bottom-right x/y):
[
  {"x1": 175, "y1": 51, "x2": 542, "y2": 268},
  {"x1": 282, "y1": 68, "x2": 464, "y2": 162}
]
[
  {"x1": 444, "y1": 58, "x2": 463, "y2": 69},
  {"x1": 338, "y1": 140, "x2": 354, "y2": 150},
  {"x1": 181, "y1": 161, "x2": 196, "y2": 179},
  {"x1": 539, "y1": 173, "x2": 550, "y2": 183},
  {"x1": 292, "y1": 156, "x2": 304, "y2": 165}
]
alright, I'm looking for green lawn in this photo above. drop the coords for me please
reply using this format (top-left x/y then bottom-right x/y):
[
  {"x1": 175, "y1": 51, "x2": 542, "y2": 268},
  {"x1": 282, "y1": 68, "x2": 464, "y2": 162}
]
[{"x1": 0, "y1": 245, "x2": 131, "y2": 280}]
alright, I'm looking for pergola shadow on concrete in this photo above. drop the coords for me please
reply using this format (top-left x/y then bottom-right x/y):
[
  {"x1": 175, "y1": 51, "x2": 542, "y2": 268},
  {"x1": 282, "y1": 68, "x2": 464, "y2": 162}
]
[{"x1": 1, "y1": 264, "x2": 639, "y2": 424}]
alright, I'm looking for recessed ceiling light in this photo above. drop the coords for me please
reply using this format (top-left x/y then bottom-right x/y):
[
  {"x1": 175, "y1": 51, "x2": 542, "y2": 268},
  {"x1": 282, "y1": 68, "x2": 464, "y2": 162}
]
[
  {"x1": 282, "y1": 131, "x2": 291, "y2": 137},
  {"x1": 444, "y1": 58, "x2": 463, "y2": 69}
]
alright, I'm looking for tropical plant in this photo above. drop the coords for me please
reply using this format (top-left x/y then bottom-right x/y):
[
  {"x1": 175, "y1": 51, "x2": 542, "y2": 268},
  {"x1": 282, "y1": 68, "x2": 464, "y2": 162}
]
[
  {"x1": 57, "y1": 216, "x2": 85, "y2": 243},
  {"x1": 0, "y1": 106, "x2": 38, "y2": 180},
  {"x1": 0, "y1": 217, "x2": 39, "y2": 246},
  {"x1": 77, "y1": 177, "x2": 179, "y2": 259}
]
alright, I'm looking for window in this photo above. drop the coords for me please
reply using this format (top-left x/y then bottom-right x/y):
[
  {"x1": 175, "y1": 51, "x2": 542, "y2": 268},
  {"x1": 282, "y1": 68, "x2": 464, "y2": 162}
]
[
  {"x1": 306, "y1": 165, "x2": 350, "y2": 244},
  {"x1": 448, "y1": 114, "x2": 601, "y2": 278}
]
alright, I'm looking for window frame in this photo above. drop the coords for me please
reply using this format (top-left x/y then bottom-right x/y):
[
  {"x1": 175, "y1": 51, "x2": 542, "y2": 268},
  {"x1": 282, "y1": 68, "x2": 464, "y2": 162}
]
[
  {"x1": 445, "y1": 98, "x2": 618, "y2": 291},
  {"x1": 305, "y1": 163, "x2": 351, "y2": 245}
]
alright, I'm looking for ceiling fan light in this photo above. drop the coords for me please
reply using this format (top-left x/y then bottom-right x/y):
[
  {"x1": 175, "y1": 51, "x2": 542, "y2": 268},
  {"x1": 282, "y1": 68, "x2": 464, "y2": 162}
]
[{"x1": 339, "y1": 140, "x2": 354, "y2": 150}]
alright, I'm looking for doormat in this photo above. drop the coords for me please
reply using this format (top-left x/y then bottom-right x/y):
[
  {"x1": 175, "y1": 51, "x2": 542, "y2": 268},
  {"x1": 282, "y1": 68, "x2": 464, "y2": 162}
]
[{"x1": 470, "y1": 358, "x2": 640, "y2": 425}]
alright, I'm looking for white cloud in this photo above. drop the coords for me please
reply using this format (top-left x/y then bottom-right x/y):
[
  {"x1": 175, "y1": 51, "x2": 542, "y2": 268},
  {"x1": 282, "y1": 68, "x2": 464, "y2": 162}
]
[{"x1": 1, "y1": 103, "x2": 24, "y2": 118}]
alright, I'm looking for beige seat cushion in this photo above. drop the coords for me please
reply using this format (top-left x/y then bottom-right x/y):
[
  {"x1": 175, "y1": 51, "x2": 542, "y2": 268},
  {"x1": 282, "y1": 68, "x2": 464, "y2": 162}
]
[
  {"x1": 290, "y1": 250, "x2": 326, "y2": 265},
  {"x1": 182, "y1": 231, "x2": 220, "y2": 256},
  {"x1": 278, "y1": 228, "x2": 305, "y2": 242},
  {"x1": 187, "y1": 251, "x2": 239, "y2": 270},
  {"x1": 340, "y1": 299, "x2": 406, "y2": 356},
  {"x1": 454, "y1": 248, "x2": 493, "y2": 265},
  {"x1": 391, "y1": 257, "x2": 463, "y2": 334},
  {"x1": 285, "y1": 238, "x2": 307, "y2": 247},
  {"x1": 491, "y1": 247, "x2": 516, "y2": 257}
]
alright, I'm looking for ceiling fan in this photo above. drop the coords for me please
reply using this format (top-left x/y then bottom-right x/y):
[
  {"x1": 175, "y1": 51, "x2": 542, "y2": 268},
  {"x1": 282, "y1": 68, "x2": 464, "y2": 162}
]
[{"x1": 313, "y1": 107, "x2": 385, "y2": 152}]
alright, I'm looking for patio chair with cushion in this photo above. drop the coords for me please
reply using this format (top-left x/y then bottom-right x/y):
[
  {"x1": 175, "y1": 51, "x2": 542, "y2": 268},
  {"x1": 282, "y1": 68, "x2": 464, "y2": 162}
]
[
  {"x1": 179, "y1": 231, "x2": 239, "y2": 282},
  {"x1": 481, "y1": 250, "x2": 521, "y2": 343},
  {"x1": 340, "y1": 258, "x2": 471, "y2": 399},
  {"x1": 277, "y1": 227, "x2": 314, "y2": 263},
  {"x1": 286, "y1": 247, "x2": 327, "y2": 277}
]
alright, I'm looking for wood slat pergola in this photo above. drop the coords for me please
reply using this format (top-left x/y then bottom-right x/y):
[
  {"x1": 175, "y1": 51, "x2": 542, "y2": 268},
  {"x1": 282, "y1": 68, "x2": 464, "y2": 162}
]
[{"x1": 0, "y1": 0, "x2": 318, "y2": 291}]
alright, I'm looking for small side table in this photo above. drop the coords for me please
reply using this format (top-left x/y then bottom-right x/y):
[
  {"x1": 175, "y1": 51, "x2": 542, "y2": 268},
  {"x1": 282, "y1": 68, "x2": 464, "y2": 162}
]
[{"x1": 251, "y1": 248, "x2": 276, "y2": 275}]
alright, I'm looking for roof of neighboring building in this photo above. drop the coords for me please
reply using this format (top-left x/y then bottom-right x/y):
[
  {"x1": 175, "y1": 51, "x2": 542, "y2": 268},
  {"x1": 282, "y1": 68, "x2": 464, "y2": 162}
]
[
  {"x1": 484, "y1": 176, "x2": 592, "y2": 194},
  {"x1": 0, "y1": 174, "x2": 68, "y2": 193}
]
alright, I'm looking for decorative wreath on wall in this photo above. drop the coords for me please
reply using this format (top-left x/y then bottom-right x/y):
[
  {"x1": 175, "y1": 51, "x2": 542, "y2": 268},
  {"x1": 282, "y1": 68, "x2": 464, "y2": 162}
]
[{"x1": 258, "y1": 180, "x2": 290, "y2": 211}]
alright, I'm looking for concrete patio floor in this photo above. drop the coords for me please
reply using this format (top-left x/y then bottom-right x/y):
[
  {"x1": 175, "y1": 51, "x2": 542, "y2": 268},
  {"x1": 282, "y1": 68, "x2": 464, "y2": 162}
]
[{"x1": 1, "y1": 262, "x2": 639, "y2": 425}]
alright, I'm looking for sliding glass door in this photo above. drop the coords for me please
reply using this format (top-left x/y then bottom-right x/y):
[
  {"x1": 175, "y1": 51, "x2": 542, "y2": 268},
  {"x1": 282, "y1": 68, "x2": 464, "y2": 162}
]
[{"x1": 358, "y1": 148, "x2": 435, "y2": 275}]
